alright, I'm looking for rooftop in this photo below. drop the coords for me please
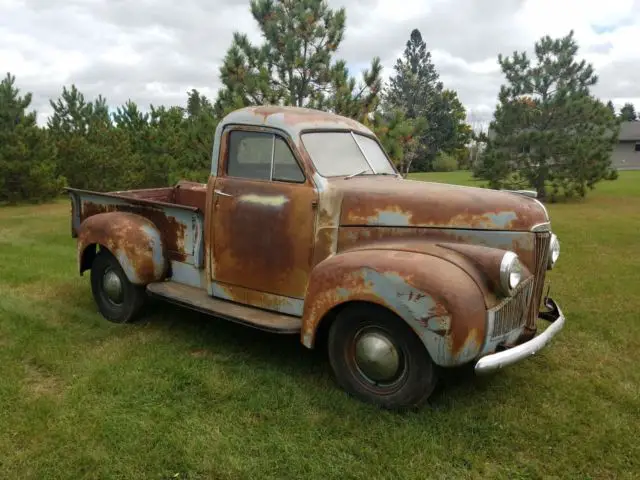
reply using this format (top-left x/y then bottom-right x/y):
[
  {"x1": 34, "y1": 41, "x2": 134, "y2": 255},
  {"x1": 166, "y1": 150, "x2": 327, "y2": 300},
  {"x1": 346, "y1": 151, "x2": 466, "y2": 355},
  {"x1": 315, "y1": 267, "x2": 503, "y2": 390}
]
[
  {"x1": 619, "y1": 121, "x2": 640, "y2": 141},
  {"x1": 220, "y1": 105, "x2": 374, "y2": 139}
]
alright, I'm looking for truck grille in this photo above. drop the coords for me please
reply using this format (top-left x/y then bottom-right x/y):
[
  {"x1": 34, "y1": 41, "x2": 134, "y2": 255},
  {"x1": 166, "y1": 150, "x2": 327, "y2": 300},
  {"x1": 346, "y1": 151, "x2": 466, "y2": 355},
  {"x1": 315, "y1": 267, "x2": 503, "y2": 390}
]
[
  {"x1": 526, "y1": 232, "x2": 551, "y2": 329},
  {"x1": 488, "y1": 277, "x2": 535, "y2": 339}
]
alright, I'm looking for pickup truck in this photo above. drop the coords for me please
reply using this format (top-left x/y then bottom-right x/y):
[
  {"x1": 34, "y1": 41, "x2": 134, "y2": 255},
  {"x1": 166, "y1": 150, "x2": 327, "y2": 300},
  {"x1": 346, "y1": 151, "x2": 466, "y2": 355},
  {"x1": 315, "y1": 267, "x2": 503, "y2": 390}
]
[{"x1": 66, "y1": 105, "x2": 565, "y2": 410}]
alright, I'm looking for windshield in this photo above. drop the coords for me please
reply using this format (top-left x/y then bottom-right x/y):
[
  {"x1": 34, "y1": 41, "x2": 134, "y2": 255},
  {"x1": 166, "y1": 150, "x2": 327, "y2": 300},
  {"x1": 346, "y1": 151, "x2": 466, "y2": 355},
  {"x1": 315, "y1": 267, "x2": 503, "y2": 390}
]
[{"x1": 301, "y1": 131, "x2": 397, "y2": 177}]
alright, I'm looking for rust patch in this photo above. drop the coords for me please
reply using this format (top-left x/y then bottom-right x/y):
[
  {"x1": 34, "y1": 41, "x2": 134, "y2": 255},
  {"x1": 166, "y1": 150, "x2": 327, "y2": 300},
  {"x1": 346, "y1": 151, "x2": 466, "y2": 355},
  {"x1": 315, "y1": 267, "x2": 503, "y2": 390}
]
[
  {"x1": 77, "y1": 211, "x2": 167, "y2": 284},
  {"x1": 81, "y1": 201, "x2": 186, "y2": 262},
  {"x1": 115, "y1": 187, "x2": 175, "y2": 203},
  {"x1": 334, "y1": 176, "x2": 548, "y2": 232},
  {"x1": 174, "y1": 180, "x2": 207, "y2": 212},
  {"x1": 211, "y1": 176, "x2": 317, "y2": 299},
  {"x1": 337, "y1": 227, "x2": 537, "y2": 292},
  {"x1": 248, "y1": 105, "x2": 367, "y2": 131},
  {"x1": 311, "y1": 178, "x2": 344, "y2": 267},
  {"x1": 212, "y1": 282, "x2": 302, "y2": 315},
  {"x1": 302, "y1": 248, "x2": 486, "y2": 366}
]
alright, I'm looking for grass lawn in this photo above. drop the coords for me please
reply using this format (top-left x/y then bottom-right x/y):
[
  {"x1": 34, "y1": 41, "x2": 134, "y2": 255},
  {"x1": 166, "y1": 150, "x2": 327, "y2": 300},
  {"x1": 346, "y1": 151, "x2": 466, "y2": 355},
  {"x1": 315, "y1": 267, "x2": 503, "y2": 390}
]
[{"x1": 1, "y1": 171, "x2": 639, "y2": 479}]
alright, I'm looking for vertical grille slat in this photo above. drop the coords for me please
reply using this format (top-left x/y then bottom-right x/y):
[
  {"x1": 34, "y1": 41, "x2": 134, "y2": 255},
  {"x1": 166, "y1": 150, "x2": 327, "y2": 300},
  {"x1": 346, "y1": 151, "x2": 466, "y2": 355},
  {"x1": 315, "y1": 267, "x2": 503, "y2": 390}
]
[
  {"x1": 489, "y1": 277, "x2": 534, "y2": 339},
  {"x1": 486, "y1": 232, "x2": 551, "y2": 341},
  {"x1": 527, "y1": 232, "x2": 551, "y2": 330}
]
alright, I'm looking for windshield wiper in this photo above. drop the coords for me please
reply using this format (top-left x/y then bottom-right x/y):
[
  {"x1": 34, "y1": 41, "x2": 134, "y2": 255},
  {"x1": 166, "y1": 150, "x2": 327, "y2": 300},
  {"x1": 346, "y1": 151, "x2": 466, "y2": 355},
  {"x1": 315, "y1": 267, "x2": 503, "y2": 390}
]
[{"x1": 344, "y1": 169, "x2": 370, "y2": 179}]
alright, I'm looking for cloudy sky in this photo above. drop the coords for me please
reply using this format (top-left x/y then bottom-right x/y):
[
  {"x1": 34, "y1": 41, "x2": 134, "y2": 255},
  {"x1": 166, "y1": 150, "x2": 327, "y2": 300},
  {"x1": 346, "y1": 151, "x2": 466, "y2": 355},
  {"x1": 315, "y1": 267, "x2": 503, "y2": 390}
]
[{"x1": 2, "y1": 0, "x2": 640, "y2": 127}]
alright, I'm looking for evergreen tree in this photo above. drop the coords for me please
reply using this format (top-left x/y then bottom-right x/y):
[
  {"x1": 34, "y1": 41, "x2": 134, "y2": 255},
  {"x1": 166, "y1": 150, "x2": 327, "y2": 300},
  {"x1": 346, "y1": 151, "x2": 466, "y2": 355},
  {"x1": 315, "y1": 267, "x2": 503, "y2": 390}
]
[
  {"x1": 384, "y1": 28, "x2": 472, "y2": 172},
  {"x1": 0, "y1": 73, "x2": 63, "y2": 203},
  {"x1": 181, "y1": 89, "x2": 219, "y2": 182},
  {"x1": 606, "y1": 100, "x2": 616, "y2": 116},
  {"x1": 215, "y1": 0, "x2": 348, "y2": 114},
  {"x1": 476, "y1": 31, "x2": 619, "y2": 200},
  {"x1": 214, "y1": 0, "x2": 414, "y2": 170},
  {"x1": 619, "y1": 102, "x2": 637, "y2": 121},
  {"x1": 48, "y1": 85, "x2": 139, "y2": 191}
]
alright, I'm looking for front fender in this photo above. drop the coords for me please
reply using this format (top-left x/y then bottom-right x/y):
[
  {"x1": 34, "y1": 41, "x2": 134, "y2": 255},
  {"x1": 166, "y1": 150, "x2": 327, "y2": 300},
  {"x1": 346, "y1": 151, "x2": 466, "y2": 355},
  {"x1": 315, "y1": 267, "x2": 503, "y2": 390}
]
[
  {"x1": 301, "y1": 248, "x2": 487, "y2": 367},
  {"x1": 77, "y1": 212, "x2": 168, "y2": 285}
]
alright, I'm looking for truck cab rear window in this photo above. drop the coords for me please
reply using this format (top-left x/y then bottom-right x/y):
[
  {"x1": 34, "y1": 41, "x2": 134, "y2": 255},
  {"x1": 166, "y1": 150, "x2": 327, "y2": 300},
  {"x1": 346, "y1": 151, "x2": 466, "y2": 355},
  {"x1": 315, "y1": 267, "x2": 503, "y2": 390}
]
[{"x1": 227, "y1": 130, "x2": 304, "y2": 183}]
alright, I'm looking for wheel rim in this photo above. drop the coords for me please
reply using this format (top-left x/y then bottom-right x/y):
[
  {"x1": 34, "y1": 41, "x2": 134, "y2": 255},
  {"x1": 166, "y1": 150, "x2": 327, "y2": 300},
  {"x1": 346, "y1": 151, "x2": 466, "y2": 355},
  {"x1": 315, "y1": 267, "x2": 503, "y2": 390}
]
[
  {"x1": 102, "y1": 268, "x2": 124, "y2": 305},
  {"x1": 353, "y1": 328, "x2": 404, "y2": 386}
]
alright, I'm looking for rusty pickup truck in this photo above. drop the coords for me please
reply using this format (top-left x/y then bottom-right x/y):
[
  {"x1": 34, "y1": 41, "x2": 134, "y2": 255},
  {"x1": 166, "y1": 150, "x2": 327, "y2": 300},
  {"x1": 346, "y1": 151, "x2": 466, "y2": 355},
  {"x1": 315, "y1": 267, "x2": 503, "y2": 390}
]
[{"x1": 67, "y1": 105, "x2": 565, "y2": 410}]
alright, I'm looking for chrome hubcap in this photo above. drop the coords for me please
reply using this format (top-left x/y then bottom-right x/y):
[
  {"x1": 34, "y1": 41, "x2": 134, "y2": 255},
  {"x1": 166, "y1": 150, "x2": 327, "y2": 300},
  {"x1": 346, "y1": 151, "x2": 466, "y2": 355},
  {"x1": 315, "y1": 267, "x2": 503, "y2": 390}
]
[
  {"x1": 354, "y1": 331, "x2": 401, "y2": 383},
  {"x1": 102, "y1": 269, "x2": 123, "y2": 304}
]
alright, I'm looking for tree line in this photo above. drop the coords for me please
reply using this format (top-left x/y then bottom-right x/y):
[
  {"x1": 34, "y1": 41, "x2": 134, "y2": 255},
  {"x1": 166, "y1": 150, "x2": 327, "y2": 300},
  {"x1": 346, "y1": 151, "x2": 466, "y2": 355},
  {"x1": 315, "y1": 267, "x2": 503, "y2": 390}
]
[{"x1": 0, "y1": 0, "x2": 625, "y2": 204}]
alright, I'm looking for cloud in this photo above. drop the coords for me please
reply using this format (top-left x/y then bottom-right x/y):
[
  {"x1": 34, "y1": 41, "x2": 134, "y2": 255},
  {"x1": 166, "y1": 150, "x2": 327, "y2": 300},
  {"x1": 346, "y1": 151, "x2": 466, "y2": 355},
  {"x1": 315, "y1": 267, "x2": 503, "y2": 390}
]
[{"x1": 2, "y1": 0, "x2": 639, "y2": 127}]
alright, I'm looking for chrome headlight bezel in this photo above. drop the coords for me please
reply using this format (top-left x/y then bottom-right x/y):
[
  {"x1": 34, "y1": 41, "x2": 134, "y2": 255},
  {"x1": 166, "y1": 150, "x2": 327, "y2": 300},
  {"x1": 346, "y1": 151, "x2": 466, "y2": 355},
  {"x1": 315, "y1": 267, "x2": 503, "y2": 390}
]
[
  {"x1": 547, "y1": 233, "x2": 560, "y2": 270},
  {"x1": 499, "y1": 251, "x2": 523, "y2": 296}
]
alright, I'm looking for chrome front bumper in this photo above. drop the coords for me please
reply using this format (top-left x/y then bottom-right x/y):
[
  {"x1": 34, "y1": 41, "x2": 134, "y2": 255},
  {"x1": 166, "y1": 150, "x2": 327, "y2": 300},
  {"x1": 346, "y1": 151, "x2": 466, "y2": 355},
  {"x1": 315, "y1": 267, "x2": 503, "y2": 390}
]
[{"x1": 474, "y1": 297, "x2": 565, "y2": 376}]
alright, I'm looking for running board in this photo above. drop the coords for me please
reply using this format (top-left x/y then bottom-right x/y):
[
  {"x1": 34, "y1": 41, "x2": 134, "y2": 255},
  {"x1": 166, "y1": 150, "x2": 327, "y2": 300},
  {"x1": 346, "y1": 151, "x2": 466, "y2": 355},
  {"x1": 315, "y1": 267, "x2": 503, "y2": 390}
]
[{"x1": 146, "y1": 281, "x2": 302, "y2": 334}]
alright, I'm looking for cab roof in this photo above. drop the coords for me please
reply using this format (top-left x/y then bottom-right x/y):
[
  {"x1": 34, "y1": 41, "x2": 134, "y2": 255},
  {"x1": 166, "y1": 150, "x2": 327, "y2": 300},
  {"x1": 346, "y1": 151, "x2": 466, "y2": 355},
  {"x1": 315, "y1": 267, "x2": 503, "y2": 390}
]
[{"x1": 219, "y1": 105, "x2": 375, "y2": 139}]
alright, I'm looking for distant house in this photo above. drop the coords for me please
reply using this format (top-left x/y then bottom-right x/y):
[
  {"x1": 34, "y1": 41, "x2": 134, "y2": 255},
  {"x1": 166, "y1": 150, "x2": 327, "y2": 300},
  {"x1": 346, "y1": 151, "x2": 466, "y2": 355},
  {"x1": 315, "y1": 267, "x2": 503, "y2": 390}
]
[{"x1": 612, "y1": 122, "x2": 640, "y2": 170}]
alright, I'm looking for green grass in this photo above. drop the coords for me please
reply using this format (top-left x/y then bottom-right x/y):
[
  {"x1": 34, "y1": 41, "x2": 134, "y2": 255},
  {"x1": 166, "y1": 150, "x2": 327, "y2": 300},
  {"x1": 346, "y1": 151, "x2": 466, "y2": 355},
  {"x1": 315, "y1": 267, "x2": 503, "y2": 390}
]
[{"x1": 1, "y1": 172, "x2": 639, "y2": 479}]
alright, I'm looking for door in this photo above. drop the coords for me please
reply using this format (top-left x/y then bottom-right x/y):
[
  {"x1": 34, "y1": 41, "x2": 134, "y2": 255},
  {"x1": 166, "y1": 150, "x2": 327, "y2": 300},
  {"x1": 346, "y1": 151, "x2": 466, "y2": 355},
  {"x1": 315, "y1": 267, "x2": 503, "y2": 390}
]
[{"x1": 212, "y1": 128, "x2": 318, "y2": 300}]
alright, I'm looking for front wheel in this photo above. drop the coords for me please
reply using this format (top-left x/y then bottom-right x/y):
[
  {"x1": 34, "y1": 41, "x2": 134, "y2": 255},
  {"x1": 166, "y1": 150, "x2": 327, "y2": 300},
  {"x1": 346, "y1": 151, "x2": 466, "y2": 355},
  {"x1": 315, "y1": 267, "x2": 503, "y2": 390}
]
[
  {"x1": 90, "y1": 249, "x2": 146, "y2": 323},
  {"x1": 328, "y1": 304, "x2": 438, "y2": 410}
]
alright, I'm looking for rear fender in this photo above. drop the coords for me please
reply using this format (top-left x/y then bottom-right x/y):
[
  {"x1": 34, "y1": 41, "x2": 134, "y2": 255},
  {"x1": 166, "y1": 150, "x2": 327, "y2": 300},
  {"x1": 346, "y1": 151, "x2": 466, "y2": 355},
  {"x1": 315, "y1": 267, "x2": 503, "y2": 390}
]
[
  {"x1": 77, "y1": 212, "x2": 168, "y2": 285},
  {"x1": 301, "y1": 249, "x2": 487, "y2": 367}
]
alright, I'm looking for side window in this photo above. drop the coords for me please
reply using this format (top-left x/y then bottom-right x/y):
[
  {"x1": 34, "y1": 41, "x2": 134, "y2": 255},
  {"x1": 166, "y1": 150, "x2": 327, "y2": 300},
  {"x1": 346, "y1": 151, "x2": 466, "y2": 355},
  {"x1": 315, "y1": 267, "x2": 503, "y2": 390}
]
[
  {"x1": 227, "y1": 130, "x2": 304, "y2": 183},
  {"x1": 273, "y1": 137, "x2": 305, "y2": 183},
  {"x1": 227, "y1": 131, "x2": 273, "y2": 180}
]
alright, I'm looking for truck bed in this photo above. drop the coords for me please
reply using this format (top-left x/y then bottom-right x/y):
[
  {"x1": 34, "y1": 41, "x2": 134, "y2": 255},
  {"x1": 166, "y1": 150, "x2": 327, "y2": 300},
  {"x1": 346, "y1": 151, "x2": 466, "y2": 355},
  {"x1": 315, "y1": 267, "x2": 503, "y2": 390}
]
[{"x1": 67, "y1": 180, "x2": 207, "y2": 269}]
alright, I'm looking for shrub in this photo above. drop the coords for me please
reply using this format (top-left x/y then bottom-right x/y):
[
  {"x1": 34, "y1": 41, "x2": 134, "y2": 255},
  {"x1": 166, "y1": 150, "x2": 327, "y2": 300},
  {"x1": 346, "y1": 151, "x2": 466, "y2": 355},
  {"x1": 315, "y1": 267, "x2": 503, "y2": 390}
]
[
  {"x1": 432, "y1": 152, "x2": 458, "y2": 172},
  {"x1": 605, "y1": 168, "x2": 619, "y2": 181}
]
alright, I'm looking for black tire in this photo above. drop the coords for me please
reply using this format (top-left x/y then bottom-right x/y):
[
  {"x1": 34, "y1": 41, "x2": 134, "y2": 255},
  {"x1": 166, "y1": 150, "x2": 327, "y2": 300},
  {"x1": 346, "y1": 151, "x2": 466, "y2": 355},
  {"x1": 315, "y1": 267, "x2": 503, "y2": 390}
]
[
  {"x1": 90, "y1": 249, "x2": 146, "y2": 323},
  {"x1": 328, "y1": 303, "x2": 438, "y2": 410}
]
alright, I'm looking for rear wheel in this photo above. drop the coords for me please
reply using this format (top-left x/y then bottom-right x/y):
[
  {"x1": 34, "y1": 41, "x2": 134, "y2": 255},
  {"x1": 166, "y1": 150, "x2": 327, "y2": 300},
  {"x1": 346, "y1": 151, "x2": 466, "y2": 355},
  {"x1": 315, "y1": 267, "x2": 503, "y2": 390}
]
[
  {"x1": 328, "y1": 303, "x2": 438, "y2": 410},
  {"x1": 90, "y1": 249, "x2": 146, "y2": 323}
]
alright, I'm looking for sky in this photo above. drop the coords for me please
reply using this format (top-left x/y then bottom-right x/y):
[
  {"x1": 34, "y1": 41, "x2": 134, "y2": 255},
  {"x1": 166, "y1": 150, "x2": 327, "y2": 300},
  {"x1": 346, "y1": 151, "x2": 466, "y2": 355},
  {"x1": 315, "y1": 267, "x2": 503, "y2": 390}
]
[{"x1": 2, "y1": 0, "x2": 640, "y2": 129}]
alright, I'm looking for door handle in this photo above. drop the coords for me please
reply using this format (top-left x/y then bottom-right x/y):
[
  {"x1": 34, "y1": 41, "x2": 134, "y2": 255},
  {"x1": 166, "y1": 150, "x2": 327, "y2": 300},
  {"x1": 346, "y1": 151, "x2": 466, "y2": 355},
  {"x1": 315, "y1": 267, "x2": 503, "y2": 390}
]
[{"x1": 214, "y1": 189, "x2": 233, "y2": 198}]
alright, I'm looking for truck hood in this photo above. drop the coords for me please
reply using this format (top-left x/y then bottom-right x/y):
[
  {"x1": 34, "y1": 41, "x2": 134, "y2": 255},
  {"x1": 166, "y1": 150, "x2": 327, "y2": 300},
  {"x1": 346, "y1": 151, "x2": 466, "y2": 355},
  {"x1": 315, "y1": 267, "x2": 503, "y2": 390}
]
[{"x1": 333, "y1": 176, "x2": 548, "y2": 231}]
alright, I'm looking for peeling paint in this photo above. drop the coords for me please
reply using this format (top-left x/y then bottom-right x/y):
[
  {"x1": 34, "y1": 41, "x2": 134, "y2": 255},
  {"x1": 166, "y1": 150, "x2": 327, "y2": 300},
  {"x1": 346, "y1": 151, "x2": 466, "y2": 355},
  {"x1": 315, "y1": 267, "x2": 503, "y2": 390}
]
[
  {"x1": 301, "y1": 249, "x2": 487, "y2": 367},
  {"x1": 238, "y1": 194, "x2": 288, "y2": 207},
  {"x1": 76, "y1": 211, "x2": 168, "y2": 285}
]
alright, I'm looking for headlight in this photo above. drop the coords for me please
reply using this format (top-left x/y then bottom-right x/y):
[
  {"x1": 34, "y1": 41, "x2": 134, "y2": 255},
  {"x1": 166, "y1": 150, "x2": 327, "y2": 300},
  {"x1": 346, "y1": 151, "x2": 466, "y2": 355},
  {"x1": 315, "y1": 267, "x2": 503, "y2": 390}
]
[
  {"x1": 547, "y1": 234, "x2": 560, "y2": 270},
  {"x1": 500, "y1": 252, "x2": 523, "y2": 295}
]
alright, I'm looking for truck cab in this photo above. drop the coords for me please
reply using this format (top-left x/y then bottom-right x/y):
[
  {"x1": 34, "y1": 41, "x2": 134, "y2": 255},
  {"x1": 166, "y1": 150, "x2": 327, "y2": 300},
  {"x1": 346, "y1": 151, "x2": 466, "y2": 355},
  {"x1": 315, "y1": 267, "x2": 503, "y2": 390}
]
[{"x1": 67, "y1": 105, "x2": 565, "y2": 410}]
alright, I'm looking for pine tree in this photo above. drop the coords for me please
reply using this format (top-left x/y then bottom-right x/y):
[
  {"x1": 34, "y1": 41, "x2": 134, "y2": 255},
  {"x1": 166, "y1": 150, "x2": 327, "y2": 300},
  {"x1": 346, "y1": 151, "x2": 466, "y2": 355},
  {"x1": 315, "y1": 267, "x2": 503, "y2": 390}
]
[
  {"x1": 215, "y1": 0, "x2": 348, "y2": 114},
  {"x1": 384, "y1": 28, "x2": 472, "y2": 172},
  {"x1": 181, "y1": 89, "x2": 219, "y2": 182},
  {"x1": 49, "y1": 85, "x2": 139, "y2": 191},
  {"x1": 606, "y1": 100, "x2": 616, "y2": 116},
  {"x1": 0, "y1": 73, "x2": 63, "y2": 203},
  {"x1": 476, "y1": 31, "x2": 620, "y2": 200},
  {"x1": 214, "y1": 0, "x2": 385, "y2": 121},
  {"x1": 619, "y1": 102, "x2": 637, "y2": 121},
  {"x1": 214, "y1": 0, "x2": 415, "y2": 170}
]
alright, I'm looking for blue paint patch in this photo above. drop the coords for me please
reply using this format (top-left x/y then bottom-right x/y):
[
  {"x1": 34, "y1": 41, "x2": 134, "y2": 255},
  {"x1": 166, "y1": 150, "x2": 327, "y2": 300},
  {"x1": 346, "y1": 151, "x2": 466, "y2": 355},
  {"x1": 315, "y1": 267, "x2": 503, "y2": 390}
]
[
  {"x1": 371, "y1": 210, "x2": 411, "y2": 226},
  {"x1": 211, "y1": 283, "x2": 233, "y2": 301},
  {"x1": 427, "y1": 315, "x2": 450, "y2": 335},
  {"x1": 454, "y1": 333, "x2": 483, "y2": 364},
  {"x1": 116, "y1": 252, "x2": 140, "y2": 284},
  {"x1": 336, "y1": 287, "x2": 350, "y2": 300},
  {"x1": 352, "y1": 267, "x2": 482, "y2": 366},
  {"x1": 171, "y1": 261, "x2": 205, "y2": 288},
  {"x1": 451, "y1": 229, "x2": 533, "y2": 252},
  {"x1": 141, "y1": 223, "x2": 166, "y2": 278},
  {"x1": 358, "y1": 268, "x2": 456, "y2": 365},
  {"x1": 211, "y1": 282, "x2": 304, "y2": 316},
  {"x1": 484, "y1": 211, "x2": 517, "y2": 229}
]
